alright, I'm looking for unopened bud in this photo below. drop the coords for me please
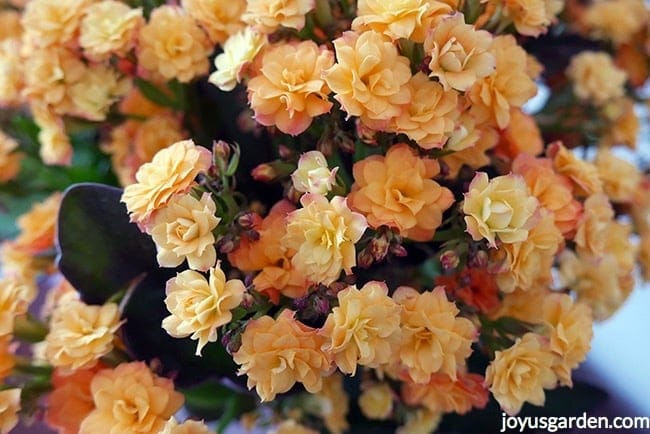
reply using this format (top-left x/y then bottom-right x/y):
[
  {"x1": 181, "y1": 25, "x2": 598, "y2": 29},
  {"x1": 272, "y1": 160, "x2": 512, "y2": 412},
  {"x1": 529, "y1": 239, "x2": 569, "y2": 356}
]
[
  {"x1": 357, "y1": 249, "x2": 374, "y2": 268},
  {"x1": 213, "y1": 140, "x2": 231, "y2": 161},
  {"x1": 237, "y1": 212, "x2": 257, "y2": 230},
  {"x1": 440, "y1": 250, "x2": 460, "y2": 270},
  {"x1": 469, "y1": 250, "x2": 488, "y2": 268},
  {"x1": 368, "y1": 237, "x2": 389, "y2": 262},
  {"x1": 278, "y1": 144, "x2": 293, "y2": 159},
  {"x1": 251, "y1": 163, "x2": 277, "y2": 182},
  {"x1": 356, "y1": 119, "x2": 378, "y2": 146},
  {"x1": 244, "y1": 229, "x2": 260, "y2": 242},
  {"x1": 221, "y1": 328, "x2": 242, "y2": 355},
  {"x1": 218, "y1": 235, "x2": 238, "y2": 254},
  {"x1": 389, "y1": 244, "x2": 408, "y2": 257}
]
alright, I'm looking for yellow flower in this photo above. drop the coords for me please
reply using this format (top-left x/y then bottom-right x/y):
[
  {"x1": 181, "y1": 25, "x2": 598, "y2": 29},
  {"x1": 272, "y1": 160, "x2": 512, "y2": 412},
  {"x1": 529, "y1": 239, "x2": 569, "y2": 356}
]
[
  {"x1": 485, "y1": 333, "x2": 558, "y2": 415},
  {"x1": 68, "y1": 64, "x2": 132, "y2": 122},
  {"x1": 396, "y1": 409, "x2": 442, "y2": 434},
  {"x1": 463, "y1": 172, "x2": 539, "y2": 248},
  {"x1": 21, "y1": 0, "x2": 91, "y2": 48},
  {"x1": 45, "y1": 300, "x2": 121, "y2": 371},
  {"x1": 582, "y1": 0, "x2": 647, "y2": 45},
  {"x1": 349, "y1": 143, "x2": 454, "y2": 242},
  {"x1": 159, "y1": 417, "x2": 213, "y2": 434},
  {"x1": 321, "y1": 281, "x2": 401, "y2": 375},
  {"x1": 424, "y1": 13, "x2": 495, "y2": 91},
  {"x1": 542, "y1": 293, "x2": 592, "y2": 387},
  {"x1": 162, "y1": 264, "x2": 245, "y2": 355},
  {"x1": 595, "y1": 149, "x2": 641, "y2": 203},
  {"x1": 549, "y1": 141, "x2": 603, "y2": 196},
  {"x1": 248, "y1": 40, "x2": 334, "y2": 135},
  {"x1": 137, "y1": 5, "x2": 212, "y2": 83},
  {"x1": 284, "y1": 194, "x2": 367, "y2": 285},
  {"x1": 442, "y1": 121, "x2": 498, "y2": 178},
  {"x1": 467, "y1": 35, "x2": 537, "y2": 128},
  {"x1": 242, "y1": 0, "x2": 315, "y2": 33},
  {"x1": 291, "y1": 150, "x2": 338, "y2": 195},
  {"x1": 80, "y1": 362, "x2": 184, "y2": 434},
  {"x1": 0, "y1": 276, "x2": 34, "y2": 336},
  {"x1": 352, "y1": 0, "x2": 452, "y2": 42},
  {"x1": 79, "y1": 1, "x2": 143, "y2": 61},
  {"x1": 312, "y1": 373, "x2": 349, "y2": 434},
  {"x1": 503, "y1": 0, "x2": 560, "y2": 37},
  {"x1": 566, "y1": 51, "x2": 627, "y2": 106},
  {"x1": 390, "y1": 72, "x2": 459, "y2": 149},
  {"x1": 0, "y1": 130, "x2": 21, "y2": 183},
  {"x1": 323, "y1": 30, "x2": 412, "y2": 125},
  {"x1": 358, "y1": 383, "x2": 393, "y2": 420},
  {"x1": 394, "y1": 286, "x2": 476, "y2": 383},
  {"x1": 0, "y1": 389, "x2": 20, "y2": 434},
  {"x1": 181, "y1": 0, "x2": 246, "y2": 45},
  {"x1": 574, "y1": 193, "x2": 614, "y2": 258},
  {"x1": 233, "y1": 310, "x2": 330, "y2": 401},
  {"x1": 150, "y1": 193, "x2": 220, "y2": 271},
  {"x1": 208, "y1": 27, "x2": 267, "y2": 92},
  {"x1": 269, "y1": 420, "x2": 319, "y2": 434},
  {"x1": 121, "y1": 139, "x2": 212, "y2": 224}
]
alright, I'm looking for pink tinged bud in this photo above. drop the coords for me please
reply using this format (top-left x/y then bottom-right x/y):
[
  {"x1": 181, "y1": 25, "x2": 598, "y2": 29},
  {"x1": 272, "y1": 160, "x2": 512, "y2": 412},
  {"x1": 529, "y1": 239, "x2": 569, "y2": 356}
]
[
  {"x1": 440, "y1": 250, "x2": 460, "y2": 270},
  {"x1": 213, "y1": 140, "x2": 231, "y2": 161},
  {"x1": 251, "y1": 163, "x2": 277, "y2": 182}
]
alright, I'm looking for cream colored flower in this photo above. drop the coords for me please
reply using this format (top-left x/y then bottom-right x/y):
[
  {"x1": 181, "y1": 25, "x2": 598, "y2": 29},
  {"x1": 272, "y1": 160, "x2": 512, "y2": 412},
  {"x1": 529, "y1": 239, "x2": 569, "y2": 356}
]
[
  {"x1": 121, "y1": 139, "x2": 212, "y2": 224},
  {"x1": 358, "y1": 383, "x2": 393, "y2": 420},
  {"x1": 0, "y1": 39, "x2": 23, "y2": 107},
  {"x1": 595, "y1": 149, "x2": 640, "y2": 202},
  {"x1": 463, "y1": 172, "x2": 539, "y2": 248},
  {"x1": 69, "y1": 64, "x2": 132, "y2": 121},
  {"x1": 566, "y1": 51, "x2": 627, "y2": 106},
  {"x1": 150, "y1": 193, "x2": 220, "y2": 271},
  {"x1": 312, "y1": 373, "x2": 349, "y2": 434},
  {"x1": 0, "y1": 130, "x2": 21, "y2": 183},
  {"x1": 0, "y1": 389, "x2": 20, "y2": 434},
  {"x1": 162, "y1": 264, "x2": 245, "y2": 355},
  {"x1": 352, "y1": 0, "x2": 452, "y2": 42},
  {"x1": 242, "y1": 0, "x2": 314, "y2": 33},
  {"x1": 574, "y1": 193, "x2": 614, "y2": 258},
  {"x1": 582, "y1": 0, "x2": 648, "y2": 45},
  {"x1": 391, "y1": 72, "x2": 459, "y2": 149},
  {"x1": 284, "y1": 194, "x2": 367, "y2": 285},
  {"x1": 182, "y1": 0, "x2": 245, "y2": 45},
  {"x1": 321, "y1": 281, "x2": 401, "y2": 375},
  {"x1": 80, "y1": 362, "x2": 184, "y2": 434},
  {"x1": 208, "y1": 27, "x2": 266, "y2": 91},
  {"x1": 442, "y1": 120, "x2": 497, "y2": 178},
  {"x1": 137, "y1": 5, "x2": 212, "y2": 83},
  {"x1": 323, "y1": 30, "x2": 412, "y2": 125},
  {"x1": 233, "y1": 310, "x2": 330, "y2": 401},
  {"x1": 45, "y1": 300, "x2": 121, "y2": 371},
  {"x1": 248, "y1": 40, "x2": 334, "y2": 135},
  {"x1": 542, "y1": 293, "x2": 592, "y2": 387},
  {"x1": 21, "y1": 0, "x2": 91, "y2": 48},
  {"x1": 485, "y1": 333, "x2": 558, "y2": 415},
  {"x1": 159, "y1": 417, "x2": 212, "y2": 434},
  {"x1": 503, "y1": 0, "x2": 560, "y2": 37},
  {"x1": 79, "y1": 1, "x2": 143, "y2": 61},
  {"x1": 424, "y1": 13, "x2": 495, "y2": 91},
  {"x1": 395, "y1": 286, "x2": 476, "y2": 383},
  {"x1": 291, "y1": 150, "x2": 338, "y2": 195},
  {"x1": 0, "y1": 276, "x2": 34, "y2": 336},
  {"x1": 33, "y1": 106, "x2": 73, "y2": 166}
]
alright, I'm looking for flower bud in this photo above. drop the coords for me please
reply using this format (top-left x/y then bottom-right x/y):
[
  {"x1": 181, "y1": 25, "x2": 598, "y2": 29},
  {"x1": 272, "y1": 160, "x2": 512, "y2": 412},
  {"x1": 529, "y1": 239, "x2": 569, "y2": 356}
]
[{"x1": 251, "y1": 163, "x2": 277, "y2": 183}]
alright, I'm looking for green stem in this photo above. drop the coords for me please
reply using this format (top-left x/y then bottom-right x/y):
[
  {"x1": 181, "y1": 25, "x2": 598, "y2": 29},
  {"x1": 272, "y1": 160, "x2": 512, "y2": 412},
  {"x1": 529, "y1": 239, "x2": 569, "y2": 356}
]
[
  {"x1": 13, "y1": 314, "x2": 48, "y2": 343},
  {"x1": 13, "y1": 357, "x2": 53, "y2": 377},
  {"x1": 314, "y1": 0, "x2": 334, "y2": 29}
]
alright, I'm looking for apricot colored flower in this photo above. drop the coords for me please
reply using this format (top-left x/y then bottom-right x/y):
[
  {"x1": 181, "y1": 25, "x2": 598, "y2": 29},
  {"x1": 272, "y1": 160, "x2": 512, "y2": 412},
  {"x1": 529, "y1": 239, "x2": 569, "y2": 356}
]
[
  {"x1": 68, "y1": 64, "x2": 132, "y2": 122},
  {"x1": 495, "y1": 108, "x2": 543, "y2": 162},
  {"x1": 80, "y1": 362, "x2": 184, "y2": 434},
  {"x1": 397, "y1": 409, "x2": 441, "y2": 434},
  {"x1": 150, "y1": 193, "x2": 219, "y2": 271},
  {"x1": 313, "y1": 373, "x2": 349, "y2": 434},
  {"x1": 512, "y1": 153, "x2": 582, "y2": 235},
  {"x1": 485, "y1": 333, "x2": 558, "y2": 415},
  {"x1": 79, "y1": 1, "x2": 143, "y2": 61},
  {"x1": 0, "y1": 11, "x2": 21, "y2": 41},
  {"x1": 159, "y1": 417, "x2": 212, "y2": 434},
  {"x1": 352, "y1": 0, "x2": 452, "y2": 42},
  {"x1": 45, "y1": 365, "x2": 104, "y2": 434},
  {"x1": 284, "y1": 194, "x2": 367, "y2": 285},
  {"x1": 0, "y1": 39, "x2": 23, "y2": 107},
  {"x1": 574, "y1": 193, "x2": 614, "y2": 258},
  {"x1": 391, "y1": 72, "x2": 459, "y2": 149},
  {"x1": 548, "y1": 142, "x2": 603, "y2": 196},
  {"x1": 424, "y1": 13, "x2": 495, "y2": 91},
  {"x1": 0, "y1": 336, "x2": 15, "y2": 383},
  {"x1": 582, "y1": 0, "x2": 647, "y2": 45},
  {"x1": 0, "y1": 130, "x2": 22, "y2": 183},
  {"x1": 493, "y1": 210, "x2": 563, "y2": 293},
  {"x1": 242, "y1": 0, "x2": 314, "y2": 33},
  {"x1": 0, "y1": 389, "x2": 20, "y2": 434},
  {"x1": 491, "y1": 284, "x2": 548, "y2": 323},
  {"x1": 270, "y1": 420, "x2": 319, "y2": 434},
  {"x1": 394, "y1": 286, "x2": 476, "y2": 383},
  {"x1": 601, "y1": 97, "x2": 639, "y2": 148},
  {"x1": 121, "y1": 139, "x2": 212, "y2": 224},
  {"x1": 467, "y1": 35, "x2": 537, "y2": 128},
  {"x1": 248, "y1": 41, "x2": 334, "y2": 135},
  {"x1": 137, "y1": 5, "x2": 212, "y2": 83},
  {"x1": 208, "y1": 27, "x2": 266, "y2": 92},
  {"x1": 233, "y1": 309, "x2": 330, "y2": 401},
  {"x1": 349, "y1": 143, "x2": 454, "y2": 242},
  {"x1": 463, "y1": 172, "x2": 539, "y2": 248},
  {"x1": 542, "y1": 294, "x2": 592, "y2": 387},
  {"x1": 358, "y1": 383, "x2": 393, "y2": 420},
  {"x1": 21, "y1": 0, "x2": 90, "y2": 48},
  {"x1": 0, "y1": 276, "x2": 33, "y2": 336},
  {"x1": 502, "y1": 0, "x2": 560, "y2": 37},
  {"x1": 323, "y1": 30, "x2": 412, "y2": 124},
  {"x1": 45, "y1": 300, "x2": 121, "y2": 370},
  {"x1": 566, "y1": 51, "x2": 627, "y2": 106},
  {"x1": 321, "y1": 281, "x2": 401, "y2": 375},
  {"x1": 31, "y1": 104, "x2": 73, "y2": 165},
  {"x1": 292, "y1": 150, "x2": 338, "y2": 195},
  {"x1": 595, "y1": 149, "x2": 641, "y2": 202},
  {"x1": 442, "y1": 121, "x2": 498, "y2": 178},
  {"x1": 181, "y1": 0, "x2": 246, "y2": 45},
  {"x1": 640, "y1": 232, "x2": 650, "y2": 282},
  {"x1": 402, "y1": 371, "x2": 488, "y2": 415},
  {"x1": 162, "y1": 264, "x2": 245, "y2": 355},
  {"x1": 435, "y1": 266, "x2": 500, "y2": 314}
]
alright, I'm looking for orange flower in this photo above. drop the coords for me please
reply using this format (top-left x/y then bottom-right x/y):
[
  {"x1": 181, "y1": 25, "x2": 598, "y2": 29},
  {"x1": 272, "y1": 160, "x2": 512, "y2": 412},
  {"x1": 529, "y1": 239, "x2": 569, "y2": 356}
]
[
  {"x1": 0, "y1": 130, "x2": 21, "y2": 183},
  {"x1": 435, "y1": 267, "x2": 500, "y2": 314},
  {"x1": 247, "y1": 41, "x2": 334, "y2": 135},
  {"x1": 0, "y1": 11, "x2": 21, "y2": 41},
  {"x1": 68, "y1": 64, "x2": 132, "y2": 122},
  {"x1": 442, "y1": 121, "x2": 498, "y2": 178},
  {"x1": 21, "y1": 0, "x2": 90, "y2": 48},
  {"x1": 0, "y1": 389, "x2": 20, "y2": 434},
  {"x1": 581, "y1": 0, "x2": 647, "y2": 45},
  {"x1": 574, "y1": 193, "x2": 614, "y2": 258},
  {"x1": 242, "y1": 0, "x2": 315, "y2": 33},
  {"x1": 548, "y1": 141, "x2": 602, "y2": 197},
  {"x1": 349, "y1": 143, "x2": 454, "y2": 242},
  {"x1": 0, "y1": 39, "x2": 23, "y2": 107},
  {"x1": 566, "y1": 51, "x2": 627, "y2": 106},
  {"x1": 0, "y1": 336, "x2": 15, "y2": 383},
  {"x1": 79, "y1": 1, "x2": 143, "y2": 61},
  {"x1": 502, "y1": 0, "x2": 561, "y2": 37},
  {"x1": 402, "y1": 371, "x2": 488, "y2": 415},
  {"x1": 32, "y1": 104, "x2": 73, "y2": 166},
  {"x1": 594, "y1": 149, "x2": 641, "y2": 203},
  {"x1": 80, "y1": 362, "x2": 184, "y2": 434},
  {"x1": 233, "y1": 310, "x2": 330, "y2": 401},
  {"x1": 181, "y1": 0, "x2": 246, "y2": 45},
  {"x1": 600, "y1": 97, "x2": 639, "y2": 148},
  {"x1": 495, "y1": 108, "x2": 543, "y2": 162}
]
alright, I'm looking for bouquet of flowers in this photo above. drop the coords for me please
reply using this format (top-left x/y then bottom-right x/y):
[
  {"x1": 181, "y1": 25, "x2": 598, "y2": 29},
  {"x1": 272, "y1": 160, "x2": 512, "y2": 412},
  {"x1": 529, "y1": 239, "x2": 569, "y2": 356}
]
[{"x1": 0, "y1": 0, "x2": 648, "y2": 432}]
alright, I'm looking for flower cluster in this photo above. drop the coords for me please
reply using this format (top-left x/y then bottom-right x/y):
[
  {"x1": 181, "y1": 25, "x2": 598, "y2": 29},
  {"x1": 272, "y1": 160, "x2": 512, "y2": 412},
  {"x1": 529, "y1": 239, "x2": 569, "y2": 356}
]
[{"x1": 0, "y1": 0, "x2": 648, "y2": 432}]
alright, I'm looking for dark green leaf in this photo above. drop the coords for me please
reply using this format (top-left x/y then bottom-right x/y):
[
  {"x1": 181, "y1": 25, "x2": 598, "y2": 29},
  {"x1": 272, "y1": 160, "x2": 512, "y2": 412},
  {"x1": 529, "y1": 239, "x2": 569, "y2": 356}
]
[{"x1": 134, "y1": 78, "x2": 182, "y2": 110}]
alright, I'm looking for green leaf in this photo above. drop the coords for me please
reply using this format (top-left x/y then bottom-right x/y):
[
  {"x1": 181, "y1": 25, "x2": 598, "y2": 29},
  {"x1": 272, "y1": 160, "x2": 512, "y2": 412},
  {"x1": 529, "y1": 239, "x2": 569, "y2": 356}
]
[
  {"x1": 134, "y1": 78, "x2": 182, "y2": 110},
  {"x1": 182, "y1": 379, "x2": 255, "y2": 423}
]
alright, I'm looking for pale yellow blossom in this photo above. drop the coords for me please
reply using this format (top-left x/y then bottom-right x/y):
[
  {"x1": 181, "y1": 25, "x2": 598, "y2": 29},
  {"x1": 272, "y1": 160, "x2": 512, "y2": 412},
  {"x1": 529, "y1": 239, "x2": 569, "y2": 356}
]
[
  {"x1": 208, "y1": 27, "x2": 266, "y2": 91},
  {"x1": 358, "y1": 383, "x2": 393, "y2": 420},
  {"x1": 0, "y1": 389, "x2": 20, "y2": 434},
  {"x1": 80, "y1": 1, "x2": 143, "y2": 61},
  {"x1": 159, "y1": 417, "x2": 213, "y2": 434},
  {"x1": 21, "y1": 0, "x2": 91, "y2": 48},
  {"x1": 566, "y1": 51, "x2": 627, "y2": 106},
  {"x1": 291, "y1": 150, "x2": 338, "y2": 195},
  {"x1": 0, "y1": 276, "x2": 33, "y2": 336},
  {"x1": 181, "y1": 0, "x2": 246, "y2": 45},
  {"x1": 242, "y1": 0, "x2": 315, "y2": 33}
]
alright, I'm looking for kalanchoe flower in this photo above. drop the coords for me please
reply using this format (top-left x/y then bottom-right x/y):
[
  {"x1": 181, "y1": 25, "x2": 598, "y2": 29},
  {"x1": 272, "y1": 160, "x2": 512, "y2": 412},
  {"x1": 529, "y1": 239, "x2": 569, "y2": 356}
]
[{"x1": 291, "y1": 150, "x2": 339, "y2": 195}]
